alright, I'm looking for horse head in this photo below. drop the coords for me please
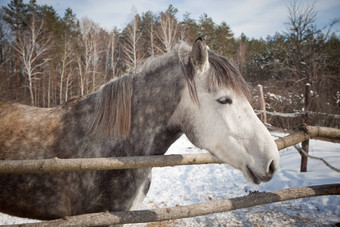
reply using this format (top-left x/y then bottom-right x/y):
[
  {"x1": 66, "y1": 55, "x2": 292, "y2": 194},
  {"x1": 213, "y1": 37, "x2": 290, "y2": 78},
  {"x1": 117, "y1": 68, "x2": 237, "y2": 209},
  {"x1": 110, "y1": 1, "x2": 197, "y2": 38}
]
[{"x1": 171, "y1": 37, "x2": 279, "y2": 184}]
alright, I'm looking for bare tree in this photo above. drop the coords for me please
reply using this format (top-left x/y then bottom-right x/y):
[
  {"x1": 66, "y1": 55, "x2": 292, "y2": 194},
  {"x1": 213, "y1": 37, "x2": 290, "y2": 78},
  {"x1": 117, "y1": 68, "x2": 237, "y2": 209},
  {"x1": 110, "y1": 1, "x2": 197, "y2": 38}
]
[
  {"x1": 158, "y1": 7, "x2": 179, "y2": 53},
  {"x1": 123, "y1": 13, "x2": 141, "y2": 71},
  {"x1": 78, "y1": 17, "x2": 101, "y2": 94},
  {"x1": 58, "y1": 38, "x2": 73, "y2": 104},
  {"x1": 235, "y1": 34, "x2": 247, "y2": 72},
  {"x1": 13, "y1": 14, "x2": 52, "y2": 106},
  {"x1": 286, "y1": 1, "x2": 317, "y2": 47},
  {"x1": 123, "y1": 14, "x2": 141, "y2": 70},
  {"x1": 285, "y1": 1, "x2": 339, "y2": 87},
  {"x1": 148, "y1": 16, "x2": 156, "y2": 57},
  {"x1": 76, "y1": 53, "x2": 84, "y2": 96},
  {"x1": 105, "y1": 29, "x2": 118, "y2": 79}
]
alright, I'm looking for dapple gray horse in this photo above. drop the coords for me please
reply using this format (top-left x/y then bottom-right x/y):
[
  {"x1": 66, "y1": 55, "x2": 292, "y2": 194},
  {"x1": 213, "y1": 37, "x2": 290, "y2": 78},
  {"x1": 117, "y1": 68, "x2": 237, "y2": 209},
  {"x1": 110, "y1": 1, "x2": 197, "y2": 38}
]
[{"x1": 0, "y1": 38, "x2": 279, "y2": 220}]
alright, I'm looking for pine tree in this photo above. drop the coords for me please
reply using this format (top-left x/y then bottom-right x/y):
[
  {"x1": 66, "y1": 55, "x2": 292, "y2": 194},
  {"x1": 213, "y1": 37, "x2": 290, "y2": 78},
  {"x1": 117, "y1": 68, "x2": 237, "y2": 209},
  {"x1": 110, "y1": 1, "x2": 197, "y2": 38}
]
[
  {"x1": 215, "y1": 21, "x2": 234, "y2": 57},
  {"x1": 140, "y1": 11, "x2": 158, "y2": 57},
  {"x1": 181, "y1": 13, "x2": 199, "y2": 43},
  {"x1": 2, "y1": 0, "x2": 28, "y2": 32},
  {"x1": 198, "y1": 14, "x2": 215, "y2": 45},
  {"x1": 2, "y1": 0, "x2": 29, "y2": 90}
]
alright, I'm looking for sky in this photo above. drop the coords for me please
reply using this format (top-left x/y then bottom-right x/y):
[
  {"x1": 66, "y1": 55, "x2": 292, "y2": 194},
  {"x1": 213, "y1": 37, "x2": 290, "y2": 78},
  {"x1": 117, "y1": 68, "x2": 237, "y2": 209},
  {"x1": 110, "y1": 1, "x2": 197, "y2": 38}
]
[{"x1": 1, "y1": 0, "x2": 340, "y2": 39}]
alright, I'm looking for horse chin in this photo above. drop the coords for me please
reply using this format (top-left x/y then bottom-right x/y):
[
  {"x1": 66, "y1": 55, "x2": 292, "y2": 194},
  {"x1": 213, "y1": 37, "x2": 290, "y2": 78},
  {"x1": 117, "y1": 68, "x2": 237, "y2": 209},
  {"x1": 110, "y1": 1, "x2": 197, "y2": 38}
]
[
  {"x1": 243, "y1": 166, "x2": 262, "y2": 185},
  {"x1": 212, "y1": 153, "x2": 266, "y2": 185},
  {"x1": 200, "y1": 143, "x2": 277, "y2": 185},
  {"x1": 242, "y1": 165, "x2": 274, "y2": 185}
]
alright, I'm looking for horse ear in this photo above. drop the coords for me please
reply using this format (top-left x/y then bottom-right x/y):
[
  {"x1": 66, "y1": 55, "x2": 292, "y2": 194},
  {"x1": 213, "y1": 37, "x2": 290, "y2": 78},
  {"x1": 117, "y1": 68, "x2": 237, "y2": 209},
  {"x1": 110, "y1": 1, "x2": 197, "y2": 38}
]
[{"x1": 191, "y1": 36, "x2": 208, "y2": 71}]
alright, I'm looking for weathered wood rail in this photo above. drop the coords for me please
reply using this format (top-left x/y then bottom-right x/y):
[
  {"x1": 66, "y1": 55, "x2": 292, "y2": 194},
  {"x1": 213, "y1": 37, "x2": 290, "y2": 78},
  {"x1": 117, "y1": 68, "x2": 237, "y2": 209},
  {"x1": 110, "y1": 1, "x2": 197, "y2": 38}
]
[
  {"x1": 1, "y1": 184, "x2": 339, "y2": 227},
  {"x1": 0, "y1": 126, "x2": 339, "y2": 174}
]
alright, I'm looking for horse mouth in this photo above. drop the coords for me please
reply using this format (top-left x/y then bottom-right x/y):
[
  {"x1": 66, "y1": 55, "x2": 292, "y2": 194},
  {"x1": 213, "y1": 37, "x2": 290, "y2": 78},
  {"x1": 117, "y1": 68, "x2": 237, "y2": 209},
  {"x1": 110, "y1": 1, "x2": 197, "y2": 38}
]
[
  {"x1": 246, "y1": 166, "x2": 274, "y2": 185},
  {"x1": 246, "y1": 166, "x2": 261, "y2": 184}
]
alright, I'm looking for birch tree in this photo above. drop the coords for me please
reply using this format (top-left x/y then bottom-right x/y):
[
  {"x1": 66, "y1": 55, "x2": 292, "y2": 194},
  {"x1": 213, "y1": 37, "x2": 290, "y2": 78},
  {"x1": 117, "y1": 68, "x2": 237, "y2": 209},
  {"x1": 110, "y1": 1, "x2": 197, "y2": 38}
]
[
  {"x1": 76, "y1": 53, "x2": 84, "y2": 96},
  {"x1": 158, "y1": 5, "x2": 179, "y2": 53},
  {"x1": 58, "y1": 38, "x2": 73, "y2": 104},
  {"x1": 60, "y1": 8, "x2": 79, "y2": 103},
  {"x1": 105, "y1": 29, "x2": 118, "y2": 79},
  {"x1": 123, "y1": 13, "x2": 141, "y2": 71},
  {"x1": 140, "y1": 11, "x2": 157, "y2": 58},
  {"x1": 13, "y1": 14, "x2": 51, "y2": 106},
  {"x1": 149, "y1": 16, "x2": 155, "y2": 57},
  {"x1": 79, "y1": 17, "x2": 101, "y2": 94}
]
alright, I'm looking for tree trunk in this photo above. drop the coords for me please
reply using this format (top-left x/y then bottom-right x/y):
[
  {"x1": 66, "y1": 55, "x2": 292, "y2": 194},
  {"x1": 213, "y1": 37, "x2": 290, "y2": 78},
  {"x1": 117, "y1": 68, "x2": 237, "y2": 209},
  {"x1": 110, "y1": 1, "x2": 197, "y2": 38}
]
[{"x1": 28, "y1": 72, "x2": 34, "y2": 106}]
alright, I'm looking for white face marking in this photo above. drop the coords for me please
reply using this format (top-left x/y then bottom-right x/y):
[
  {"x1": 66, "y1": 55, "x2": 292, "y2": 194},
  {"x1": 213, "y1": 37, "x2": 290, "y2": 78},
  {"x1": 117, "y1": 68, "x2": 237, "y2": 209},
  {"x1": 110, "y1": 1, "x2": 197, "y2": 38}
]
[{"x1": 170, "y1": 68, "x2": 279, "y2": 184}]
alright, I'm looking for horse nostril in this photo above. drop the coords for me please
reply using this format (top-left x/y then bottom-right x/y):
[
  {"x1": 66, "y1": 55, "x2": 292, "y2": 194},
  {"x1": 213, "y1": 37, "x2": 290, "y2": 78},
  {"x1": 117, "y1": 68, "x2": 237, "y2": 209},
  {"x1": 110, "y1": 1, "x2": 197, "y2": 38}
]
[{"x1": 267, "y1": 160, "x2": 276, "y2": 176}]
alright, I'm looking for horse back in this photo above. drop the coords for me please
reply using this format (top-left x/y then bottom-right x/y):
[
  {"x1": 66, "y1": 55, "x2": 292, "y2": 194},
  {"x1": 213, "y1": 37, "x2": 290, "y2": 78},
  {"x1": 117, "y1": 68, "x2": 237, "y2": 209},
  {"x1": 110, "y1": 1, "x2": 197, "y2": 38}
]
[{"x1": 0, "y1": 99, "x2": 65, "y2": 160}]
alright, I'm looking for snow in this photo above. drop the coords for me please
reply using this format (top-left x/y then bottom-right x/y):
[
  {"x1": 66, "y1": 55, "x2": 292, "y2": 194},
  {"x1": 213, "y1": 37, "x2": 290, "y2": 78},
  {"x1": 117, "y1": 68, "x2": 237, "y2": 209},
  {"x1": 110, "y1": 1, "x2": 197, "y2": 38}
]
[{"x1": 1, "y1": 132, "x2": 340, "y2": 226}]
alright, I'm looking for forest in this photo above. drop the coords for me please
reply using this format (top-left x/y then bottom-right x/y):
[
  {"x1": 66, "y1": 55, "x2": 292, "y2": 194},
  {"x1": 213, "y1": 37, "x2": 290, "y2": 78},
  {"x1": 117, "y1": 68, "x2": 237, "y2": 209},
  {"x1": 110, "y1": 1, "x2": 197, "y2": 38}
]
[{"x1": 0, "y1": 0, "x2": 339, "y2": 129}]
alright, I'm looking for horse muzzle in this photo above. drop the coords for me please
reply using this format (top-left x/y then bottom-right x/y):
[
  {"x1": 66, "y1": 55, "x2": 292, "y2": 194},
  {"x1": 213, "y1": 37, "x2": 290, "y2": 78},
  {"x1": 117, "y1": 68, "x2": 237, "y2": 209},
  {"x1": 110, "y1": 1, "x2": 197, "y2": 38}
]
[{"x1": 245, "y1": 159, "x2": 278, "y2": 184}]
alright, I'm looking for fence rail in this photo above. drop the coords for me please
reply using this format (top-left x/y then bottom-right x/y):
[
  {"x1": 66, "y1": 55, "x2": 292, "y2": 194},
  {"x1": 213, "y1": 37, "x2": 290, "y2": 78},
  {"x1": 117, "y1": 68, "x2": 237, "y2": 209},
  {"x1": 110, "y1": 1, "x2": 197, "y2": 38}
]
[
  {"x1": 1, "y1": 126, "x2": 339, "y2": 174},
  {"x1": 3, "y1": 184, "x2": 339, "y2": 227},
  {"x1": 255, "y1": 110, "x2": 340, "y2": 119}
]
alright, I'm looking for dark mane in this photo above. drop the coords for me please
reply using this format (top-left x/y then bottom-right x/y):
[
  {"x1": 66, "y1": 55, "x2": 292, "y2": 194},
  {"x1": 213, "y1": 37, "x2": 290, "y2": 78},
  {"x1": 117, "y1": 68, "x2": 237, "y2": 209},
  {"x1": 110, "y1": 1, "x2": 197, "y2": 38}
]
[
  {"x1": 90, "y1": 75, "x2": 133, "y2": 138},
  {"x1": 207, "y1": 50, "x2": 250, "y2": 99}
]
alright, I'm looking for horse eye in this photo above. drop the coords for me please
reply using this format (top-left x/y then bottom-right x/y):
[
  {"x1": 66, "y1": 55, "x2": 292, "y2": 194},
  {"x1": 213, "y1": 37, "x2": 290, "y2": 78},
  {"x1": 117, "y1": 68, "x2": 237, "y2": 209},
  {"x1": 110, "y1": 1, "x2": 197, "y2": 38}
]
[{"x1": 217, "y1": 97, "x2": 233, "y2": 105}]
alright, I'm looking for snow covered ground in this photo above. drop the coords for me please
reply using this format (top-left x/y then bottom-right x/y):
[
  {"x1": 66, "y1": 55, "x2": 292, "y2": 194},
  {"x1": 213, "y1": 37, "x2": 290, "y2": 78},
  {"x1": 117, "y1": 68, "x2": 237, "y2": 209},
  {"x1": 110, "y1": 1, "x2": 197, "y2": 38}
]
[{"x1": 1, "y1": 132, "x2": 339, "y2": 226}]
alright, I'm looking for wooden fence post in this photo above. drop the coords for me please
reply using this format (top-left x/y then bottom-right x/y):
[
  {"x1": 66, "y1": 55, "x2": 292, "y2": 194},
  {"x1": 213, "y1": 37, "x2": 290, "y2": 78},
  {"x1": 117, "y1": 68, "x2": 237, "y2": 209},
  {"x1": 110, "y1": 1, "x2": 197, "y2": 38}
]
[
  {"x1": 257, "y1": 84, "x2": 267, "y2": 124},
  {"x1": 300, "y1": 83, "x2": 311, "y2": 172}
]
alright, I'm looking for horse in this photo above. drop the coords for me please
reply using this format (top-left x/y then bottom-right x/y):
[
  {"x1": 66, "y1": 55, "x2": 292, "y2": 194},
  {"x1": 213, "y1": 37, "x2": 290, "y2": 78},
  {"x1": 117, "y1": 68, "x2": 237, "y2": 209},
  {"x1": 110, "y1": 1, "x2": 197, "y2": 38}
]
[{"x1": 0, "y1": 37, "x2": 279, "y2": 221}]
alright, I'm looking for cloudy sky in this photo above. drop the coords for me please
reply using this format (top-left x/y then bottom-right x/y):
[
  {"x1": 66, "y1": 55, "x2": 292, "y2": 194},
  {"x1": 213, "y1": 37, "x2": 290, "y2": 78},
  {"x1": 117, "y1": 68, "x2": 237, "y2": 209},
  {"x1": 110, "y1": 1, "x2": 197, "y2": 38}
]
[{"x1": 1, "y1": 0, "x2": 340, "y2": 39}]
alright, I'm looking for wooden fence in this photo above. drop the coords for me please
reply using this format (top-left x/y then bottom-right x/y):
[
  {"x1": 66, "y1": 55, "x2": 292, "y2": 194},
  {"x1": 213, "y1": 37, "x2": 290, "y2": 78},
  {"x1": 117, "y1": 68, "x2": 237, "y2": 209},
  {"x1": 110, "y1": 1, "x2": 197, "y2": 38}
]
[
  {"x1": 0, "y1": 125, "x2": 339, "y2": 226},
  {"x1": 256, "y1": 83, "x2": 340, "y2": 172},
  {"x1": 5, "y1": 185, "x2": 339, "y2": 227}
]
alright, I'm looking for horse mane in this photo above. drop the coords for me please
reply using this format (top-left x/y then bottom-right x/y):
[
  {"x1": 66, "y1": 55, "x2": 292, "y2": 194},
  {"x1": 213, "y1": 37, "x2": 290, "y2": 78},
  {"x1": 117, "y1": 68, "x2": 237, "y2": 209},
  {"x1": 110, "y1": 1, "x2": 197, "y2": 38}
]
[
  {"x1": 207, "y1": 50, "x2": 250, "y2": 99},
  {"x1": 90, "y1": 75, "x2": 133, "y2": 138}
]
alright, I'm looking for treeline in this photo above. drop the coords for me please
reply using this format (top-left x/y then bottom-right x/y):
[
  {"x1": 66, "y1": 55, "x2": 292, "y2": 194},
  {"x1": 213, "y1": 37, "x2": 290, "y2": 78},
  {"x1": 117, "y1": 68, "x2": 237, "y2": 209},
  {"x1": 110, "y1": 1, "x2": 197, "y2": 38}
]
[{"x1": 0, "y1": 0, "x2": 339, "y2": 119}]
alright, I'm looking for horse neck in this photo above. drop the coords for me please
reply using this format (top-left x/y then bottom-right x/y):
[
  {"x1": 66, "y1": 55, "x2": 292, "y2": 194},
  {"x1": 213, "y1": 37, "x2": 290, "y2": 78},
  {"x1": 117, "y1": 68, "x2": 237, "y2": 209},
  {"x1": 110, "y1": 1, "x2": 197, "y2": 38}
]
[
  {"x1": 60, "y1": 58, "x2": 186, "y2": 158},
  {"x1": 129, "y1": 60, "x2": 185, "y2": 156}
]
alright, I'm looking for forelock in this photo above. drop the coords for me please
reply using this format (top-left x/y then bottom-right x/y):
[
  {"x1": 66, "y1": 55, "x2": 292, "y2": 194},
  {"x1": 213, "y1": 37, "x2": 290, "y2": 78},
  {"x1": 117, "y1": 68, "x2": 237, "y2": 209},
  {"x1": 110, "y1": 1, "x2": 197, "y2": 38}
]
[{"x1": 207, "y1": 51, "x2": 250, "y2": 99}]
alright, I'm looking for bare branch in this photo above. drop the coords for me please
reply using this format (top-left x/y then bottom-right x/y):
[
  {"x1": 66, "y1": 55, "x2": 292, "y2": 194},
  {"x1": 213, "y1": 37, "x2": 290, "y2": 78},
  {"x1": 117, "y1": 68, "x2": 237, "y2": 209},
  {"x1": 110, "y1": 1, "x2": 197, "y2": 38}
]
[{"x1": 294, "y1": 145, "x2": 340, "y2": 172}]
